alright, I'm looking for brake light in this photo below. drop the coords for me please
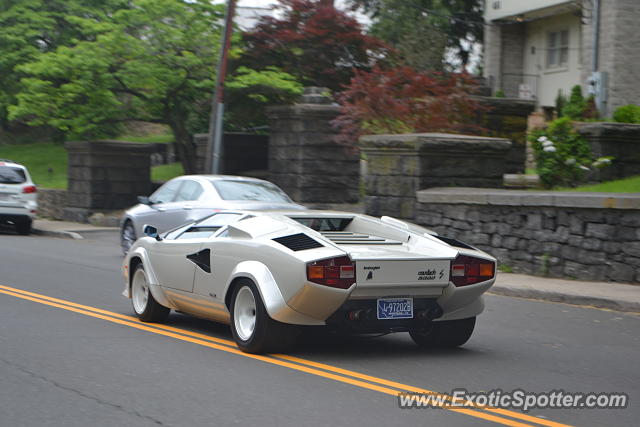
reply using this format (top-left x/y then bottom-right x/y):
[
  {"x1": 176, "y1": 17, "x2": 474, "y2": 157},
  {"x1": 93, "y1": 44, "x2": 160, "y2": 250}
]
[
  {"x1": 307, "y1": 256, "x2": 355, "y2": 289},
  {"x1": 22, "y1": 185, "x2": 37, "y2": 194},
  {"x1": 450, "y1": 255, "x2": 495, "y2": 287}
]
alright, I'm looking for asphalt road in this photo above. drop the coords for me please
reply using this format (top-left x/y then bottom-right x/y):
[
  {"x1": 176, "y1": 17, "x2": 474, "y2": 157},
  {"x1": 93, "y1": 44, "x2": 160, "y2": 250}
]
[{"x1": 0, "y1": 229, "x2": 638, "y2": 427}]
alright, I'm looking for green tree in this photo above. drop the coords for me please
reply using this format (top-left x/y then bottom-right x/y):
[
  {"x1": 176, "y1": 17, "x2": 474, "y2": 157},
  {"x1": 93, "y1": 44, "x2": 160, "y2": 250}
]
[
  {"x1": 224, "y1": 67, "x2": 304, "y2": 133},
  {"x1": 349, "y1": 0, "x2": 483, "y2": 71},
  {"x1": 0, "y1": 0, "x2": 130, "y2": 130},
  {"x1": 9, "y1": 0, "x2": 224, "y2": 173}
]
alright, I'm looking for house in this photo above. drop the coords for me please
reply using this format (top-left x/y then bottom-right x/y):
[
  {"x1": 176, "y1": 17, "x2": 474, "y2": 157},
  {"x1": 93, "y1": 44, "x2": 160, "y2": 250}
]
[
  {"x1": 235, "y1": 6, "x2": 273, "y2": 31},
  {"x1": 483, "y1": 0, "x2": 640, "y2": 117}
]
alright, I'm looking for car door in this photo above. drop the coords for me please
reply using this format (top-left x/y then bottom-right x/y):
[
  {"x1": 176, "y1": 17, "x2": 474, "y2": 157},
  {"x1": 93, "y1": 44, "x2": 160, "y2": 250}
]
[
  {"x1": 172, "y1": 179, "x2": 206, "y2": 225},
  {"x1": 137, "y1": 179, "x2": 183, "y2": 232},
  {"x1": 147, "y1": 236, "x2": 204, "y2": 293}
]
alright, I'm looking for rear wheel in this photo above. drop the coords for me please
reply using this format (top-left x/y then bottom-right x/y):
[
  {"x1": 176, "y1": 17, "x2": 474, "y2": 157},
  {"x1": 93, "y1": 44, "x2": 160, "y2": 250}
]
[
  {"x1": 121, "y1": 220, "x2": 136, "y2": 255},
  {"x1": 230, "y1": 280, "x2": 299, "y2": 354},
  {"x1": 16, "y1": 218, "x2": 32, "y2": 235},
  {"x1": 409, "y1": 317, "x2": 476, "y2": 348},
  {"x1": 131, "y1": 264, "x2": 170, "y2": 323}
]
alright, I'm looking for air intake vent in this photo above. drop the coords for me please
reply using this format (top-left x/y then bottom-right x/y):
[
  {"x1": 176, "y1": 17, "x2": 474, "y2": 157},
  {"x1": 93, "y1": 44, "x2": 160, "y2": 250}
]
[
  {"x1": 433, "y1": 235, "x2": 476, "y2": 250},
  {"x1": 273, "y1": 233, "x2": 324, "y2": 251}
]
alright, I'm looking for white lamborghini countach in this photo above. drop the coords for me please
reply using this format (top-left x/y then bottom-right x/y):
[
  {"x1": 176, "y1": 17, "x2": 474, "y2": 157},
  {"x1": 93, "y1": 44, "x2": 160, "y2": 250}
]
[{"x1": 122, "y1": 210, "x2": 497, "y2": 353}]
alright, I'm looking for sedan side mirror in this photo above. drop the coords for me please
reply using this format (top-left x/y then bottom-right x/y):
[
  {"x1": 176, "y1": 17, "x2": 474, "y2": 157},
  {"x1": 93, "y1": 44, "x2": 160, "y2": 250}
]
[
  {"x1": 137, "y1": 196, "x2": 152, "y2": 205},
  {"x1": 143, "y1": 224, "x2": 162, "y2": 241}
]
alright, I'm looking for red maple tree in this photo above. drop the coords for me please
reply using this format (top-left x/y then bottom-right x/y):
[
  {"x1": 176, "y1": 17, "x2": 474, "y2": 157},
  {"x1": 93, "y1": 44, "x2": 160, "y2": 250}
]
[
  {"x1": 333, "y1": 66, "x2": 486, "y2": 147},
  {"x1": 238, "y1": 0, "x2": 389, "y2": 91}
]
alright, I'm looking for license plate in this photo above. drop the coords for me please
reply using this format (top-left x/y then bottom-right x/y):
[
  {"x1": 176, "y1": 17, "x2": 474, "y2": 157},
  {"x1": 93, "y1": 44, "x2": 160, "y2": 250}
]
[
  {"x1": 377, "y1": 298, "x2": 413, "y2": 320},
  {"x1": 0, "y1": 193, "x2": 9, "y2": 201}
]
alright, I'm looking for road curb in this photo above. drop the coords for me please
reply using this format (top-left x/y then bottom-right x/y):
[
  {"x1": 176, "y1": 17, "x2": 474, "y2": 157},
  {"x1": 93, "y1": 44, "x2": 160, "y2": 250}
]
[
  {"x1": 489, "y1": 285, "x2": 640, "y2": 313},
  {"x1": 32, "y1": 228, "x2": 84, "y2": 239}
]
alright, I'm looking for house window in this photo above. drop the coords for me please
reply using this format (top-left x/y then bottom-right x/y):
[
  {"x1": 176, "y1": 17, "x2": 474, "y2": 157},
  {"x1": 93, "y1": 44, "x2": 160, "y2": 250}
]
[{"x1": 547, "y1": 30, "x2": 569, "y2": 68}]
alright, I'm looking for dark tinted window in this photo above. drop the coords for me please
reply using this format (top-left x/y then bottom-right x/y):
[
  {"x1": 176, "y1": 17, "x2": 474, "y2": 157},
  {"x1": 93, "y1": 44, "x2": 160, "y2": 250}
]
[
  {"x1": 0, "y1": 166, "x2": 26, "y2": 184},
  {"x1": 211, "y1": 180, "x2": 292, "y2": 203}
]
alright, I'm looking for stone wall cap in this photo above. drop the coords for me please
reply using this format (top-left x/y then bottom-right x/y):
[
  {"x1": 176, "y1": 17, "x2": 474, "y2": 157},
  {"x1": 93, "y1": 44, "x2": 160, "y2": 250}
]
[
  {"x1": 359, "y1": 133, "x2": 511, "y2": 150},
  {"x1": 416, "y1": 187, "x2": 640, "y2": 209},
  {"x1": 576, "y1": 121, "x2": 640, "y2": 136},
  {"x1": 473, "y1": 96, "x2": 536, "y2": 106},
  {"x1": 267, "y1": 103, "x2": 341, "y2": 116},
  {"x1": 65, "y1": 140, "x2": 157, "y2": 153}
]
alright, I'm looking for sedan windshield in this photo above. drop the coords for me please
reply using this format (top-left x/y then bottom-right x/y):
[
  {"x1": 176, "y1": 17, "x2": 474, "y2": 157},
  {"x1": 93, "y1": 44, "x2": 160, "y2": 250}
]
[
  {"x1": 211, "y1": 180, "x2": 292, "y2": 203},
  {"x1": 0, "y1": 166, "x2": 26, "y2": 184}
]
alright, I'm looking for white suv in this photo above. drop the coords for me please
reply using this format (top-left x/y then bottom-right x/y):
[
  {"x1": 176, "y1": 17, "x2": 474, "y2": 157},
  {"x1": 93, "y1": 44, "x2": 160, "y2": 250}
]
[{"x1": 0, "y1": 159, "x2": 38, "y2": 235}]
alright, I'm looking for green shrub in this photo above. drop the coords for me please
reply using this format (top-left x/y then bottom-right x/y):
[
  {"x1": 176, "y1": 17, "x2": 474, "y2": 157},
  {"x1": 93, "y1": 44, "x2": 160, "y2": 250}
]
[
  {"x1": 530, "y1": 117, "x2": 613, "y2": 188},
  {"x1": 561, "y1": 85, "x2": 586, "y2": 119},
  {"x1": 555, "y1": 89, "x2": 567, "y2": 117},
  {"x1": 612, "y1": 104, "x2": 640, "y2": 123},
  {"x1": 494, "y1": 89, "x2": 505, "y2": 98}
]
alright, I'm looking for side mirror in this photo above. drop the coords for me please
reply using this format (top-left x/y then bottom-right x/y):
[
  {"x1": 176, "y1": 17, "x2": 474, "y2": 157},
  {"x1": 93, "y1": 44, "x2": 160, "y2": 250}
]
[
  {"x1": 143, "y1": 224, "x2": 162, "y2": 241},
  {"x1": 137, "y1": 196, "x2": 152, "y2": 205}
]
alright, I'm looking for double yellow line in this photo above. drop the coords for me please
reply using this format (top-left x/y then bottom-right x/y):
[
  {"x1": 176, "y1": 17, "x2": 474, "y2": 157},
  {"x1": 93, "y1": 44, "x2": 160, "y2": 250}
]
[{"x1": 0, "y1": 284, "x2": 571, "y2": 427}]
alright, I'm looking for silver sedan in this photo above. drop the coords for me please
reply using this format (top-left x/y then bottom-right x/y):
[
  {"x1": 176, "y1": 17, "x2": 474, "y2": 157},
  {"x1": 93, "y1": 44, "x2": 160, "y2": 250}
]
[{"x1": 120, "y1": 175, "x2": 305, "y2": 254}]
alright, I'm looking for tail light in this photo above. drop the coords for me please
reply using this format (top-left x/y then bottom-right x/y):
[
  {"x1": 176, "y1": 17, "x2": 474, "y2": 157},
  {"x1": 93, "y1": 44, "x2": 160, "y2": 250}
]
[
  {"x1": 307, "y1": 256, "x2": 355, "y2": 289},
  {"x1": 451, "y1": 255, "x2": 495, "y2": 287},
  {"x1": 22, "y1": 185, "x2": 37, "y2": 194}
]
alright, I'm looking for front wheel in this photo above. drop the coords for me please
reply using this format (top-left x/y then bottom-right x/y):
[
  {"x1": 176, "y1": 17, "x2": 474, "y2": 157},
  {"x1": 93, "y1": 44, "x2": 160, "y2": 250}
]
[
  {"x1": 409, "y1": 317, "x2": 476, "y2": 348},
  {"x1": 230, "y1": 280, "x2": 298, "y2": 354},
  {"x1": 131, "y1": 264, "x2": 170, "y2": 323},
  {"x1": 121, "y1": 220, "x2": 136, "y2": 255}
]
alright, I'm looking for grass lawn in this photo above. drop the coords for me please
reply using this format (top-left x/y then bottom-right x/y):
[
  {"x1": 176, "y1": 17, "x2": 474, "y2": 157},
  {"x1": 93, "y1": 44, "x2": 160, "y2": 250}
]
[
  {"x1": 113, "y1": 133, "x2": 175, "y2": 144},
  {"x1": 151, "y1": 162, "x2": 184, "y2": 182},
  {"x1": 0, "y1": 142, "x2": 68, "y2": 188},
  {"x1": 557, "y1": 175, "x2": 640, "y2": 192},
  {"x1": 0, "y1": 142, "x2": 183, "y2": 188}
]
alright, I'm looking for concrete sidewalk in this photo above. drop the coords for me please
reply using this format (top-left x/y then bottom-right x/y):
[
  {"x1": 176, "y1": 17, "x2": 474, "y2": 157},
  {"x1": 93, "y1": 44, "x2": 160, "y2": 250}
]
[
  {"x1": 33, "y1": 219, "x2": 118, "y2": 240},
  {"x1": 32, "y1": 219, "x2": 640, "y2": 314},
  {"x1": 492, "y1": 273, "x2": 640, "y2": 313}
]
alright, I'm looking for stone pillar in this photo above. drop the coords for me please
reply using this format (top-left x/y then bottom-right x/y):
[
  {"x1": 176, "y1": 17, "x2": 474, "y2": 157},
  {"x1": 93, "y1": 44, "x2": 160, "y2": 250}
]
[
  {"x1": 360, "y1": 133, "x2": 511, "y2": 220},
  {"x1": 64, "y1": 140, "x2": 154, "y2": 222},
  {"x1": 577, "y1": 122, "x2": 640, "y2": 181},
  {"x1": 581, "y1": 0, "x2": 640, "y2": 117},
  {"x1": 267, "y1": 88, "x2": 360, "y2": 203},
  {"x1": 500, "y1": 23, "x2": 526, "y2": 98},
  {"x1": 483, "y1": 24, "x2": 502, "y2": 95},
  {"x1": 477, "y1": 96, "x2": 536, "y2": 174}
]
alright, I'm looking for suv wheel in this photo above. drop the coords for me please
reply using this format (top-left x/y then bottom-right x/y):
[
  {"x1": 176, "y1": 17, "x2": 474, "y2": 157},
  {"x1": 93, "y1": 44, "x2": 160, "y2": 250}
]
[{"x1": 16, "y1": 219, "x2": 32, "y2": 235}]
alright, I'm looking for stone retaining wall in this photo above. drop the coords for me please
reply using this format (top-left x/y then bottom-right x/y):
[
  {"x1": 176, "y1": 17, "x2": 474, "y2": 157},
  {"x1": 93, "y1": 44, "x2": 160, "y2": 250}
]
[
  {"x1": 360, "y1": 133, "x2": 511, "y2": 219},
  {"x1": 37, "y1": 188, "x2": 68, "y2": 220},
  {"x1": 64, "y1": 140, "x2": 153, "y2": 222},
  {"x1": 416, "y1": 188, "x2": 640, "y2": 283},
  {"x1": 193, "y1": 133, "x2": 269, "y2": 175}
]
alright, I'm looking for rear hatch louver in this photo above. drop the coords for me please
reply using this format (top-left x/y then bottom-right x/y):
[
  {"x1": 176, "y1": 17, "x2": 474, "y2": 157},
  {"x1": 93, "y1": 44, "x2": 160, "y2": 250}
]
[
  {"x1": 273, "y1": 233, "x2": 324, "y2": 251},
  {"x1": 320, "y1": 231, "x2": 403, "y2": 245}
]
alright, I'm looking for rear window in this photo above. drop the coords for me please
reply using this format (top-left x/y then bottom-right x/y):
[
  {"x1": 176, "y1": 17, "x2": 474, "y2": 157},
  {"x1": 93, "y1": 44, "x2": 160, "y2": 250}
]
[
  {"x1": 0, "y1": 166, "x2": 26, "y2": 184},
  {"x1": 211, "y1": 180, "x2": 292, "y2": 203},
  {"x1": 291, "y1": 217, "x2": 353, "y2": 232}
]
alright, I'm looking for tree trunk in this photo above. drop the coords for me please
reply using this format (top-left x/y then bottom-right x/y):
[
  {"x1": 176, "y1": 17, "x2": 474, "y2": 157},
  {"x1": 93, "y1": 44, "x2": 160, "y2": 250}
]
[{"x1": 170, "y1": 122, "x2": 197, "y2": 175}]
